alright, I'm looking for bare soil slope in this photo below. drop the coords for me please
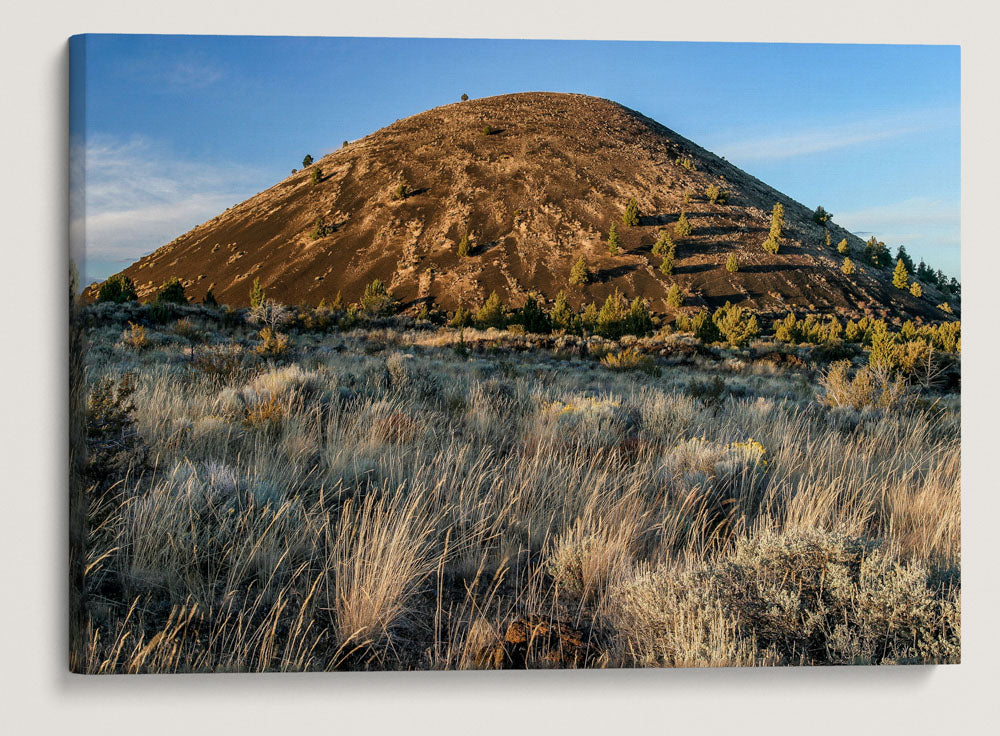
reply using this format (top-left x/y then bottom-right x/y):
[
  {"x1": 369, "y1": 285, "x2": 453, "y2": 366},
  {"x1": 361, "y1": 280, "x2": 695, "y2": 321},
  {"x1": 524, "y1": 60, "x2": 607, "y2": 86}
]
[{"x1": 86, "y1": 92, "x2": 951, "y2": 320}]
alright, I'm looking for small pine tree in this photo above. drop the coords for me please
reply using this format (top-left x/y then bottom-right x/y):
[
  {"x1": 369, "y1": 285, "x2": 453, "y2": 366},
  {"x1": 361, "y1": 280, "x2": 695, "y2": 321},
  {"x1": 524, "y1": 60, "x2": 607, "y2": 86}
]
[
  {"x1": 837, "y1": 238, "x2": 849, "y2": 255},
  {"x1": 474, "y1": 291, "x2": 507, "y2": 329},
  {"x1": 673, "y1": 211, "x2": 692, "y2": 238},
  {"x1": 550, "y1": 290, "x2": 576, "y2": 332},
  {"x1": 705, "y1": 184, "x2": 721, "y2": 204},
  {"x1": 910, "y1": 281, "x2": 923, "y2": 298},
  {"x1": 457, "y1": 234, "x2": 471, "y2": 258},
  {"x1": 762, "y1": 236, "x2": 780, "y2": 254},
  {"x1": 202, "y1": 288, "x2": 218, "y2": 307},
  {"x1": 360, "y1": 279, "x2": 397, "y2": 316},
  {"x1": 666, "y1": 282, "x2": 683, "y2": 308},
  {"x1": 569, "y1": 256, "x2": 590, "y2": 286},
  {"x1": 607, "y1": 222, "x2": 621, "y2": 255},
  {"x1": 250, "y1": 277, "x2": 265, "y2": 308},
  {"x1": 892, "y1": 258, "x2": 909, "y2": 289},
  {"x1": 659, "y1": 252, "x2": 675, "y2": 276},
  {"x1": 461, "y1": 93, "x2": 469, "y2": 101},
  {"x1": 769, "y1": 202, "x2": 785, "y2": 240},
  {"x1": 726, "y1": 253, "x2": 739, "y2": 273},
  {"x1": 841, "y1": 257, "x2": 856, "y2": 275},
  {"x1": 302, "y1": 154, "x2": 313, "y2": 167},
  {"x1": 895, "y1": 245, "x2": 914, "y2": 274},
  {"x1": 311, "y1": 167, "x2": 322, "y2": 184},
  {"x1": 392, "y1": 182, "x2": 411, "y2": 200},
  {"x1": 825, "y1": 230, "x2": 832, "y2": 248},
  {"x1": 622, "y1": 198, "x2": 640, "y2": 227},
  {"x1": 651, "y1": 231, "x2": 673, "y2": 257},
  {"x1": 812, "y1": 205, "x2": 832, "y2": 225}
]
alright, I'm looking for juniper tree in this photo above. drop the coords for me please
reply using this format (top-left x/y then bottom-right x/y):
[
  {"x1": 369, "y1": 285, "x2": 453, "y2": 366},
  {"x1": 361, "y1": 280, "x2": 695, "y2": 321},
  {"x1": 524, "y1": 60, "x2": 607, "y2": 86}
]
[
  {"x1": 474, "y1": 291, "x2": 507, "y2": 329},
  {"x1": 360, "y1": 279, "x2": 397, "y2": 316},
  {"x1": 726, "y1": 253, "x2": 740, "y2": 273},
  {"x1": 156, "y1": 277, "x2": 188, "y2": 305},
  {"x1": 550, "y1": 290, "x2": 576, "y2": 332},
  {"x1": 659, "y1": 251, "x2": 675, "y2": 276},
  {"x1": 841, "y1": 257, "x2": 856, "y2": 275},
  {"x1": 457, "y1": 234, "x2": 471, "y2": 258},
  {"x1": 460, "y1": 93, "x2": 469, "y2": 101},
  {"x1": 311, "y1": 167, "x2": 322, "y2": 184},
  {"x1": 666, "y1": 282, "x2": 683, "y2": 308},
  {"x1": 910, "y1": 281, "x2": 923, "y2": 298},
  {"x1": 302, "y1": 154, "x2": 313, "y2": 167},
  {"x1": 837, "y1": 238, "x2": 849, "y2": 255},
  {"x1": 812, "y1": 205, "x2": 832, "y2": 225},
  {"x1": 97, "y1": 274, "x2": 137, "y2": 304}
]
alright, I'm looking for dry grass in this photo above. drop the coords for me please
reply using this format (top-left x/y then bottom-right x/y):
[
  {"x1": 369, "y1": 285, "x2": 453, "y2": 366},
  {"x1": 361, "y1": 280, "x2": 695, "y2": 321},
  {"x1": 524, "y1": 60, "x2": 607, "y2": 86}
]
[{"x1": 73, "y1": 307, "x2": 960, "y2": 672}]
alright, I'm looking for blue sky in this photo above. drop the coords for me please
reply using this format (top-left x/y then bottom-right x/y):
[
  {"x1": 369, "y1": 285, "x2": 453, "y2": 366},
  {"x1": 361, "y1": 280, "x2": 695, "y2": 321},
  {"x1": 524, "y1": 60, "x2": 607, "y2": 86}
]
[{"x1": 70, "y1": 36, "x2": 960, "y2": 284}]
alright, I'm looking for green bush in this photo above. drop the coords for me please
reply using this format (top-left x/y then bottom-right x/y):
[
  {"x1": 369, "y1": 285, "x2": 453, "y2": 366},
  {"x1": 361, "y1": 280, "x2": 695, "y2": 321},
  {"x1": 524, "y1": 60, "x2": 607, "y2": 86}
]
[
  {"x1": 841, "y1": 257, "x2": 855, "y2": 275},
  {"x1": 837, "y1": 238, "x2": 849, "y2": 255},
  {"x1": 460, "y1": 93, "x2": 469, "y2": 101},
  {"x1": 474, "y1": 291, "x2": 507, "y2": 329},
  {"x1": 457, "y1": 234, "x2": 471, "y2": 258},
  {"x1": 250, "y1": 277, "x2": 265, "y2": 308},
  {"x1": 725, "y1": 253, "x2": 739, "y2": 273},
  {"x1": 311, "y1": 167, "x2": 322, "y2": 184},
  {"x1": 511, "y1": 294, "x2": 551, "y2": 334},
  {"x1": 651, "y1": 231, "x2": 673, "y2": 257},
  {"x1": 673, "y1": 212, "x2": 692, "y2": 238},
  {"x1": 705, "y1": 184, "x2": 727, "y2": 205},
  {"x1": 97, "y1": 274, "x2": 138, "y2": 304},
  {"x1": 155, "y1": 277, "x2": 188, "y2": 305},
  {"x1": 713, "y1": 301, "x2": 759, "y2": 347},
  {"x1": 864, "y1": 237, "x2": 891, "y2": 268},
  {"x1": 893, "y1": 258, "x2": 909, "y2": 289},
  {"x1": 607, "y1": 222, "x2": 621, "y2": 255},
  {"x1": 666, "y1": 282, "x2": 682, "y2": 308},
  {"x1": 622, "y1": 198, "x2": 640, "y2": 227},
  {"x1": 569, "y1": 256, "x2": 590, "y2": 286},
  {"x1": 550, "y1": 291, "x2": 577, "y2": 333},
  {"x1": 659, "y1": 252, "x2": 675, "y2": 277},
  {"x1": 812, "y1": 205, "x2": 832, "y2": 225},
  {"x1": 360, "y1": 279, "x2": 397, "y2": 316},
  {"x1": 302, "y1": 154, "x2": 313, "y2": 167},
  {"x1": 910, "y1": 281, "x2": 923, "y2": 298},
  {"x1": 391, "y1": 182, "x2": 411, "y2": 200}
]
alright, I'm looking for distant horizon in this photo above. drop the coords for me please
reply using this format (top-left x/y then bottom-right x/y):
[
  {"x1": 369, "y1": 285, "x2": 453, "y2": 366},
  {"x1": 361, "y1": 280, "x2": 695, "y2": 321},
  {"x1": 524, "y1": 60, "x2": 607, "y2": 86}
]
[{"x1": 70, "y1": 36, "x2": 960, "y2": 285}]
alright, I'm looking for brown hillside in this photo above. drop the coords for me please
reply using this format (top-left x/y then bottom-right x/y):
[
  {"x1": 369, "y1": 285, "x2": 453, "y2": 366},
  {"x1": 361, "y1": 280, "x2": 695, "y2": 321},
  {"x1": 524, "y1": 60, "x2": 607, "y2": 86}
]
[{"x1": 86, "y1": 92, "x2": 954, "y2": 321}]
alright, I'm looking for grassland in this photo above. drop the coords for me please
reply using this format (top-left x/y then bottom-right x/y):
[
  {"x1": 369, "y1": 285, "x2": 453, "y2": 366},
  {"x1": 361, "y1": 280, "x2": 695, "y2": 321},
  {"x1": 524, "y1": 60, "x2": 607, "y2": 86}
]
[{"x1": 70, "y1": 301, "x2": 960, "y2": 672}]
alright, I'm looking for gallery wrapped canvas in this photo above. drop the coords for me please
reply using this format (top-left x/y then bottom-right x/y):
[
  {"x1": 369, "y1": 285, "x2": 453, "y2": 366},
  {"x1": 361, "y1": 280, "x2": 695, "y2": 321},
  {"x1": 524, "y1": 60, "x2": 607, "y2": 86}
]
[{"x1": 69, "y1": 35, "x2": 960, "y2": 673}]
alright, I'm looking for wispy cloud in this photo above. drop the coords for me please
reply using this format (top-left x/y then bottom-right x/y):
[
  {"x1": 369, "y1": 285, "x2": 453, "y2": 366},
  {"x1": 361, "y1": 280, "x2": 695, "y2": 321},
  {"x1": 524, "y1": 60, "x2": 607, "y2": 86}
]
[
  {"x1": 117, "y1": 52, "x2": 226, "y2": 91},
  {"x1": 72, "y1": 135, "x2": 265, "y2": 278},
  {"x1": 713, "y1": 109, "x2": 956, "y2": 162},
  {"x1": 835, "y1": 196, "x2": 961, "y2": 274}
]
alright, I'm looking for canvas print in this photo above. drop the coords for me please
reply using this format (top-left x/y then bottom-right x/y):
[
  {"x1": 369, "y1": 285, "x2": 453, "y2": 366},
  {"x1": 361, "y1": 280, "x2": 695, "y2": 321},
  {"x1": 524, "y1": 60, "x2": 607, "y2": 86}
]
[{"x1": 68, "y1": 36, "x2": 961, "y2": 673}]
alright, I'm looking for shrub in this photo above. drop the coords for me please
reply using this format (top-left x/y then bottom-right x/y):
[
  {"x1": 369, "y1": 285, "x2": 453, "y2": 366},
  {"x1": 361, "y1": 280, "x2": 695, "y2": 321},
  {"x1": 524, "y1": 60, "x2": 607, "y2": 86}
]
[
  {"x1": 457, "y1": 234, "x2": 471, "y2": 258},
  {"x1": 607, "y1": 222, "x2": 621, "y2": 255},
  {"x1": 677, "y1": 156, "x2": 695, "y2": 171},
  {"x1": 666, "y1": 283, "x2": 682, "y2": 308},
  {"x1": 97, "y1": 274, "x2": 137, "y2": 304},
  {"x1": 254, "y1": 327, "x2": 291, "y2": 359},
  {"x1": 249, "y1": 277, "x2": 265, "y2": 308},
  {"x1": 512, "y1": 294, "x2": 551, "y2": 334},
  {"x1": 825, "y1": 230, "x2": 832, "y2": 248},
  {"x1": 482, "y1": 124, "x2": 497, "y2": 136},
  {"x1": 155, "y1": 277, "x2": 188, "y2": 305},
  {"x1": 122, "y1": 322, "x2": 148, "y2": 350},
  {"x1": 600, "y1": 348, "x2": 660, "y2": 376},
  {"x1": 712, "y1": 301, "x2": 759, "y2": 347},
  {"x1": 610, "y1": 529, "x2": 958, "y2": 666},
  {"x1": 725, "y1": 253, "x2": 739, "y2": 273},
  {"x1": 302, "y1": 154, "x2": 313, "y2": 167},
  {"x1": 360, "y1": 279, "x2": 397, "y2": 316},
  {"x1": 819, "y1": 360, "x2": 907, "y2": 410},
  {"x1": 841, "y1": 257, "x2": 855, "y2": 275},
  {"x1": 391, "y1": 182, "x2": 411, "y2": 200},
  {"x1": 474, "y1": 291, "x2": 507, "y2": 329},
  {"x1": 449, "y1": 305, "x2": 473, "y2": 328},
  {"x1": 569, "y1": 256, "x2": 590, "y2": 286},
  {"x1": 675, "y1": 308, "x2": 721, "y2": 343},
  {"x1": 673, "y1": 212, "x2": 692, "y2": 238},
  {"x1": 311, "y1": 167, "x2": 323, "y2": 184},
  {"x1": 460, "y1": 93, "x2": 469, "y2": 101},
  {"x1": 910, "y1": 281, "x2": 923, "y2": 298},
  {"x1": 938, "y1": 302, "x2": 952, "y2": 314},
  {"x1": 622, "y1": 198, "x2": 640, "y2": 227},
  {"x1": 837, "y1": 238, "x2": 849, "y2": 255},
  {"x1": 762, "y1": 236, "x2": 780, "y2": 254},
  {"x1": 202, "y1": 288, "x2": 218, "y2": 307},
  {"x1": 705, "y1": 184, "x2": 726, "y2": 205},
  {"x1": 892, "y1": 258, "x2": 909, "y2": 289},
  {"x1": 812, "y1": 205, "x2": 832, "y2": 225}
]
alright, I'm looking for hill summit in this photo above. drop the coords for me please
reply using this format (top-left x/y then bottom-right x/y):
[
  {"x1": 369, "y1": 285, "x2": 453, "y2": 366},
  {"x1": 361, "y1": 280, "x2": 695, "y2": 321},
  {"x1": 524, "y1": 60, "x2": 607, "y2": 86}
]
[{"x1": 87, "y1": 92, "x2": 953, "y2": 321}]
